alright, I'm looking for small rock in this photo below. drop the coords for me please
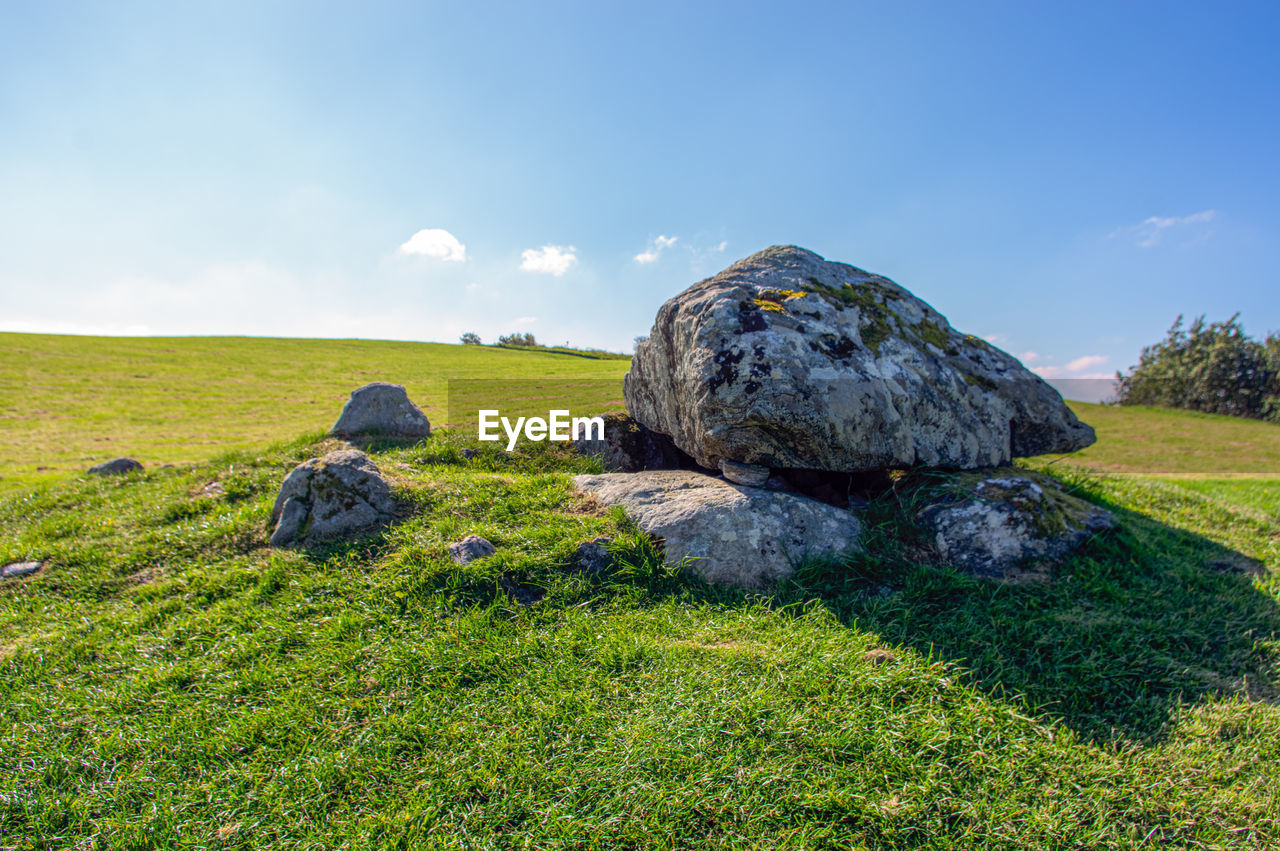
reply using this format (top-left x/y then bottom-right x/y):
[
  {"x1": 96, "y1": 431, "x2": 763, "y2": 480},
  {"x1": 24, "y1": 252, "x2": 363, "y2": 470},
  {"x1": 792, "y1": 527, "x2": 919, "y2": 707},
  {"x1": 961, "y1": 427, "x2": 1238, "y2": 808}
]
[
  {"x1": 268, "y1": 450, "x2": 396, "y2": 548},
  {"x1": 574, "y1": 470, "x2": 862, "y2": 588},
  {"x1": 331, "y1": 382, "x2": 431, "y2": 439},
  {"x1": 1, "y1": 561, "x2": 43, "y2": 579},
  {"x1": 572, "y1": 537, "x2": 614, "y2": 574},
  {"x1": 449, "y1": 534, "x2": 496, "y2": 565},
  {"x1": 88, "y1": 457, "x2": 143, "y2": 476},
  {"x1": 917, "y1": 470, "x2": 1114, "y2": 579},
  {"x1": 862, "y1": 648, "x2": 898, "y2": 665},
  {"x1": 719, "y1": 459, "x2": 770, "y2": 487},
  {"x1": 1205, "y1": 554, "x2": 1265, "y2": 577}
]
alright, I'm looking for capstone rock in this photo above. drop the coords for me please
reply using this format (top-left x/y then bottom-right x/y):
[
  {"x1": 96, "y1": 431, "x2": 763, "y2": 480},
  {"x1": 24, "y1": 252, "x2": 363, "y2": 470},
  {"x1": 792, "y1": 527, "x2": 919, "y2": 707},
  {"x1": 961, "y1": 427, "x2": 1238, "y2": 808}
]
[
  {"x1": 269, "y1": 449, "x2": 396, "y2": 547},
  {"x1": 624, "y1": 246, "x2": 1096, "y2": 472},
  {"x1": 917, "y1": 470, "x2": 1114, "y2": 578},
  {"x1": 573, "y1": 470, "x2": 862, "y2": 588},
  {"x1": 331, "y1": 382, "x2": 431, "y2": 438}
]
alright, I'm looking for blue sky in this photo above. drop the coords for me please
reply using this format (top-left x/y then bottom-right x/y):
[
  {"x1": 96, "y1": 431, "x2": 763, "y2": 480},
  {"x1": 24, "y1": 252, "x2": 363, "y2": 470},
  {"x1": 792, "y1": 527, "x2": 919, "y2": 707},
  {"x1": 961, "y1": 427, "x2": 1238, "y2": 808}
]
[{"x1": 2, "y1": 1, "x2": 1277, "y2": 384}]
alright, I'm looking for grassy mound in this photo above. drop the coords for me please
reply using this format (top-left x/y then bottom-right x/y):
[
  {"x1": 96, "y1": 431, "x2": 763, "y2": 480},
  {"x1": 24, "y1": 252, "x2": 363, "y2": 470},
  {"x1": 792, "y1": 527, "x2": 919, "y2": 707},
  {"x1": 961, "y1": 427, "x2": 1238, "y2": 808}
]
[{"x1": 2, "y1": 430, "x2": 1278, "y2": 847}]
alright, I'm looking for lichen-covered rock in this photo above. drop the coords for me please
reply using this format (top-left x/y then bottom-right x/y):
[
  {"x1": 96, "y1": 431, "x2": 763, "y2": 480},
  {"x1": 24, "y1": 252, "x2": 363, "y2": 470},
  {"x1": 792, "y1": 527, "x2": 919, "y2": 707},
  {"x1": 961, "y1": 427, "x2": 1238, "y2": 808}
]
[
  {"x1": 331, "y1": 382, "x2": 431, "y2": 438},
  {"x1": 88, "y1": 457, "x2": 143, "y2": 476},
  {"x1": 449, "y1": 534, "x2": 496, "y2": 564},
  {"x1": 573, "y1": 412, "x2": 687, "y2": 472},
  {"x1": 269, "y1": 450, "x2": 396, "y2": 547},
  {"x1": 573, "y1": 470, "x2": 862, "y2": 588},
  {"x1": 917, "y1": 470, "x2": 1113, "y2": 578},
  {"x1": 624, "y1": 246, "x2": 1096, "y2": 472}
]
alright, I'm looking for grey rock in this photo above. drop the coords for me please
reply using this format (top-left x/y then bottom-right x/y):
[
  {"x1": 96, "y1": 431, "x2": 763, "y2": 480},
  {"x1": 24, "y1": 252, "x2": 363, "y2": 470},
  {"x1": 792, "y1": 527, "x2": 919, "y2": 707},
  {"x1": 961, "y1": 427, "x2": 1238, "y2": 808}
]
[
  {"x1": 449, "y1": 534, "x2": 496, "y2": 564},
  {"x1": 331, "y1": 382, "x2": 431, "y2": 438},
  {"x1": 624, "y1": 245, "x2": 1096, "y2": 472},
  {"x1": 573, "y1": 470, "x2": 862, "y2": 588},
  {"x1": 573, "y1": 412, "x2": 686, "y2": 472},
  {"x1": 2, "y1": 561, "x2": 43, "y2": 579},
  {"x1": 88, "y1": 457, "x2": 143, "y2": 476},
  {"x1": 460, "y1": 449, "x2": 479, "y2": 460},
  {"x1": 917, "y1": 470, "x2": 1114, "y2": 578},
  {"x1": 1205, "y1": 554, "x2": 1265, "y2": 577},
  {"x1": 719, "y1": 459, "x2": 770, "y2": 487},
  {"x1": 268, "y1": 450, "x2": 396, "y2": 548},
  {"x1": 572, "y1": 537, "x2": 614, "y2": 574}
]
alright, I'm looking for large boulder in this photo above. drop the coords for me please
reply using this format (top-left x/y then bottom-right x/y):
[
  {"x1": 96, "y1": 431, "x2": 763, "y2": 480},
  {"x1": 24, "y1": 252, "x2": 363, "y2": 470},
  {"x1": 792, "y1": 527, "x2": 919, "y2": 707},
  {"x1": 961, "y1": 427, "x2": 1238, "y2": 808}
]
[
  {"x1": 269, "y1": 450, "x2": 396, "y2": 547},
  {"x1": 624, "y1": 246, "x2": 1095, "y2": 472},
  {"x1": 573, "y1": 470, "x2": 862, "y2": 588},
  {"x1": 331, "y1": 382, "x2": 431, "y2": 438},
  {"x1": 917, "y1": 470, "x2": 1114, "y2": 578}
]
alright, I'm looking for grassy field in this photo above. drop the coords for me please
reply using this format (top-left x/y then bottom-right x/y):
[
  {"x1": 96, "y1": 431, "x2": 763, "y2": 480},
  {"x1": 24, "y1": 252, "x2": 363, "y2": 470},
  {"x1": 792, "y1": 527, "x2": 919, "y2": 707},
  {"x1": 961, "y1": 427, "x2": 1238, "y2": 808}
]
[
  {"x1": 2, "y1": 334, "x2": 1279, "y2": 848},
  {"x1": 0, "y1": 333, "x2": 629, "y2": 491}
]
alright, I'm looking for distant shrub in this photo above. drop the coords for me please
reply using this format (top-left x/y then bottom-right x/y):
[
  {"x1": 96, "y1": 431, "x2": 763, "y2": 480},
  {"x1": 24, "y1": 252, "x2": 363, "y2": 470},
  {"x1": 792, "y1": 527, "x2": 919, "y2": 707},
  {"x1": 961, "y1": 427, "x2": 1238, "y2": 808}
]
[
  {"x1": 1116, "y1": 314, "x2": 1280, "y2": 422},
  {"x1": 460, "y1": 332, "x2": 482, "y2": 345},
  {"x1": 498, "y1": 332, "x2": 538, "y2": 347}
]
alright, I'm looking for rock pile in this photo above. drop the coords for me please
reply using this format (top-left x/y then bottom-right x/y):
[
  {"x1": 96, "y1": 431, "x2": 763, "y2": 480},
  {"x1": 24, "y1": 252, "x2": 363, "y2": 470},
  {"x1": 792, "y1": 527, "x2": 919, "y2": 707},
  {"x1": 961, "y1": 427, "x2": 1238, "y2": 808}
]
[{"x1": 576, "y1": 246, "x2": 1110, "y2": 583}]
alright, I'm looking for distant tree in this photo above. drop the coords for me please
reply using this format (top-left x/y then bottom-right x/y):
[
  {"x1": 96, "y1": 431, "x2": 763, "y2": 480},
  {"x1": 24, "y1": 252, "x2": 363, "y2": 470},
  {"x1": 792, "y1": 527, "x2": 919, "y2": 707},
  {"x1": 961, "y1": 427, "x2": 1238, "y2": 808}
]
[
  {"x1": 459, "y1": 332, "x2": 482, "y2": 345},
  {"x1": 1115, "y1": 314, "x2": 1280, "y2": 422},
  {"x1": 634, "y1": 335, "x2": 649, "y2": 350},
  {"x1": 497, "y1": 332, "x2": 538, "y2": 347}
]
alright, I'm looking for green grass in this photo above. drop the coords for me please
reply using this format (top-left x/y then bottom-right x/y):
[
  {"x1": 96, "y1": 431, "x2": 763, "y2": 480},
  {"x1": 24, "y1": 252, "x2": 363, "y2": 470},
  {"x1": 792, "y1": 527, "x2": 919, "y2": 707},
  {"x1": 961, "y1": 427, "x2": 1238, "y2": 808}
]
[
  {"x1": 0, "y1": 333, "x2": 629, "y2": 491},
  {"x1": 1051, "y1": 402, "x2": 1280, "y2": 476},
  {"x1": 2, "y1": 334, "x2": 1280, "y2": 847}
]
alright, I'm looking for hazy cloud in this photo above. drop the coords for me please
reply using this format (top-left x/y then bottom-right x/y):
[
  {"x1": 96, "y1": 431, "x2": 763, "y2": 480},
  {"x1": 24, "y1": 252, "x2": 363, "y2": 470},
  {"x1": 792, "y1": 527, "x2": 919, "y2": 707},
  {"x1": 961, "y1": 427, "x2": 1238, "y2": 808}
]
[
  {"x1": 634, "y1": 234, "x2": 678, "y2": 264},
  {"x1": 1111, "y1": 209, "x2": 1217, "y2": 248},
  {"x1": 1032, "y1": 354, "x2": 1110, "y2": 379},
  {"x1": 521, "y1": 245, "x2": 578, "y2": 276},
  {"x1": 399, "y1": 228, "x2": 467, "y2": 262},
  {"x1": 512, "y1": 315, "x2": 537, "y2": 325}
]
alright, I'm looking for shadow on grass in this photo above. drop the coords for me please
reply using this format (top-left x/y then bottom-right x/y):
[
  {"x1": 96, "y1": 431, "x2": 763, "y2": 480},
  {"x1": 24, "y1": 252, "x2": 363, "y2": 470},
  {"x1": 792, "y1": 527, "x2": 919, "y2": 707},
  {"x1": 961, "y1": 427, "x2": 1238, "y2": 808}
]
[{"x1": 774, "y1": 494, "x2": 1280, "y2": 745}]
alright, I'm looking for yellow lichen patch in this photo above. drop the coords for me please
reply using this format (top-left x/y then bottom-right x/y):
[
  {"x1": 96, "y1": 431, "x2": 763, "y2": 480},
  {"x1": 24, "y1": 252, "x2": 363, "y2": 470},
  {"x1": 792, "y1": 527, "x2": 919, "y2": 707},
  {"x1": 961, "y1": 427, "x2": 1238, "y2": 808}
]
[{"x1": 753, "y1": 289, "x2": 809, "y2": 313}]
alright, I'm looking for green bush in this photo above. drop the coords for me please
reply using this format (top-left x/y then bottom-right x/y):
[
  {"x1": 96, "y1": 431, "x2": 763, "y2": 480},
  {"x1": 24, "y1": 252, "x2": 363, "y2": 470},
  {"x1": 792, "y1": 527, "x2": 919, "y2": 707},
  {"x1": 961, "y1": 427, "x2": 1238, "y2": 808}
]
[{"x1": 1116, "y1": 314, "x2": 1280, "y2": 421}]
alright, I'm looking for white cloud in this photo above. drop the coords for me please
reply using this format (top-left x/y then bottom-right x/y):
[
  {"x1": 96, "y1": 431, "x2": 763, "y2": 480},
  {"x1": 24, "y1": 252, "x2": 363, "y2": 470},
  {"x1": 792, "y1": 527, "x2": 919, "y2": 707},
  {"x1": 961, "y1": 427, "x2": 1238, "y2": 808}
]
[
  {"x1": 983, "y1": 333, "x2": 1008, "y2": 345},
  {"x1": 521, "y1": 244, "x2": 578, "y2": 276},
  {"x1": 1019, "y1": 351, "x2": 1040, "y2": 363},
  {"x1": 1032, "y1": 354, "x2": 1110, "y2": 380},
  {"x1": 714, "y1": 240, "x2": 728, "y2": 252},
  {"x1": 634, "y1": 234, "x2": 679, "y2": 264},
  {"x1": 1111, "y1": 209, "x2": 1217, "y2": 248},
  {"x1": 512, "y1": 315, "x2": 537, "y2": 326},
  {"x1": 1066, "y1": 354, "x2": 1107, "y2": 372},
  {"x1": 399, "y1": 228, "x2": 467, "y2": 262}
]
